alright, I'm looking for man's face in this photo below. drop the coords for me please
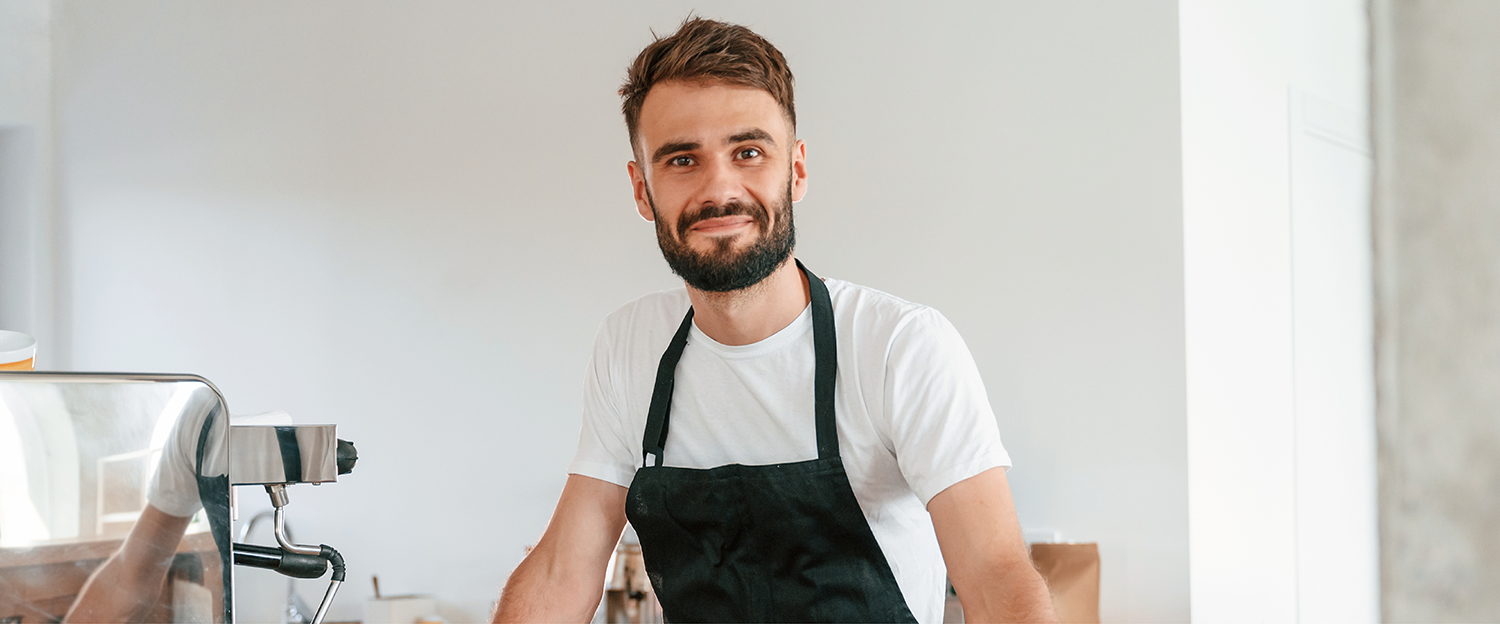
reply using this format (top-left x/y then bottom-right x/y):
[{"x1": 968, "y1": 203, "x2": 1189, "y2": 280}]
[{"x1": 628, "y1": 81, "x2": 808, "y2": 292}]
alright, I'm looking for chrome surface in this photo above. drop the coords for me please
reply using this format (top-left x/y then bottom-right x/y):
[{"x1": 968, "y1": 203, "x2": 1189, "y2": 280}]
[
  {"x1": 230, "y1": 425, "x2": 340, "y2": 485},
  {"x1": 0, "y1": 371, "x2": 232, "y2": 621},
  {"x1": 310, "y1": 579, "x2": 342, "y2": 624},
  {"x1": 273, "y1": 505, "x2": 322, "y2": 556},
  {"x1": 268, "y1": 483, "x2": 292, "y2": 508}
]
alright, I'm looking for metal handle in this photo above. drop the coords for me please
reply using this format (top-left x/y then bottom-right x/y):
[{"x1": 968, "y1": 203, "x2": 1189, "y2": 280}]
[{"x1": 268, "y1": 485, "x2": 323, "y2": 555}]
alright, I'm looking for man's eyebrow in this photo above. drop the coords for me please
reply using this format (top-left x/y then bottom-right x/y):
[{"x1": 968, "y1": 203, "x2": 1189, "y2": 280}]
[
  {"x1": 652, "y1": 141, "x2": 700, "y2": 164},
  {"x1": 728, "y1": 129, "x2": 776, "y2": 145}
]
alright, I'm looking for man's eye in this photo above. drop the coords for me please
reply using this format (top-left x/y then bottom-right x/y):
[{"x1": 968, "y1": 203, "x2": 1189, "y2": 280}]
[
  {"x1": 738, "y1": 148, "x2": 762, "y2": 159},
  {"x1": 670, "y1": 156, "x2": 694, "y2": 166}
]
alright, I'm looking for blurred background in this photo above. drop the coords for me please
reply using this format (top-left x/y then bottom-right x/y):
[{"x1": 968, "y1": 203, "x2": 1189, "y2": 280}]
[{"x1": 2, "y1": 1, "x2": 1493, "y2": 622}]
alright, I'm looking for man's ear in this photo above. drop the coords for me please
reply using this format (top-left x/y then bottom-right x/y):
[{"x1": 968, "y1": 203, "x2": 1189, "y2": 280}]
[
  {"x1": 627, "y1": 161, "x2": 654, "y2": 222},
  {"x1": 790, "y1": 140, "x2": 809, "y2": 203}
]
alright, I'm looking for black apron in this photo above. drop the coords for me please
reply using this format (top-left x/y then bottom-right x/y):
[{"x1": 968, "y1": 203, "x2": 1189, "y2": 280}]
[
  {"x1": 625, "y1": 260, "x2": 918, "y2": 623},
  {"x1": 195, "y1": 404, "x2": 233, "y2": 623}
]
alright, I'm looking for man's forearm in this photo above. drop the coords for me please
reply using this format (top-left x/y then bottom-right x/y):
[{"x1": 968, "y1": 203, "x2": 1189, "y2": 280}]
[
  {"x1": 493, "y1": 550, "x2": 604, "y2": 623},
  {"x1": 956, "y1": 562, "x2": 1057, "y2": 624},
  {"x1": 493, "y1": 475, "x2": 627, "y2": 623}
]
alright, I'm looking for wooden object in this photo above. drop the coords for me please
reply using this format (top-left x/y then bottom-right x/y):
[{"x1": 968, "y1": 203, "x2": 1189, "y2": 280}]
[{"x1": 604, "y1": 544, "x2": 660, "y2": 624}]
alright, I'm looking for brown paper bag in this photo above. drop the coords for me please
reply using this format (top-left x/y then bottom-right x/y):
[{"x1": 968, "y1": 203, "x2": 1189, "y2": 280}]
[{"x1": 1029, "y1": 542, "x2": 1100, "y2": 623}]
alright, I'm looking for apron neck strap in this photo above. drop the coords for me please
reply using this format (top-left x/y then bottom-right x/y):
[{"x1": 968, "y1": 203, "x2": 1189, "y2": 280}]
[
  {"x1": 804, "y1": 260, "x2": 839, "y2": 461},
  {"x1": 640, "y1": 259, "x2": 840, "y2": 467},
  {"x1": 642, "y1": 309, "x2": 694, "y2": 467}
]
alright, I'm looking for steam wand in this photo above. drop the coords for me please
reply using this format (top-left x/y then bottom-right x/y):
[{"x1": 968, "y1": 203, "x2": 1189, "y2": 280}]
[
  {"x1": 231, "y1": 433, "x2": 358, "y2": 624},
  {"x1": 268, "y1": 484, "x2": 345, "y2": 624}
]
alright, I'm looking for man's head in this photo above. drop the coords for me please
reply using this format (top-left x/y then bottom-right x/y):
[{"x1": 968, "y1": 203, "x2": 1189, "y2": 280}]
[{"x1": 621, "y1": 18, "x2": 808, "y2": 293}]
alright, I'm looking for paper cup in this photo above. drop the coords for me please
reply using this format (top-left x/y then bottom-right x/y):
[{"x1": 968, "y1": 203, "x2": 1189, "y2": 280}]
[{"x1": 0, "y1": 331, "x2": 37, "y2": 371}]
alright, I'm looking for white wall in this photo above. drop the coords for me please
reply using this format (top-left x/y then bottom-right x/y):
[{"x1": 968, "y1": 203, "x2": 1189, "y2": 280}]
[
  {"x1": 0, "y1": 0, "x2": 55, "y2": 366},
  {"x1": 46, "y1": 1, "x2": 1187, "y2": 620},
  {"x1": 1181, "y1": 0, "x2": 1374, "y2": 621}
]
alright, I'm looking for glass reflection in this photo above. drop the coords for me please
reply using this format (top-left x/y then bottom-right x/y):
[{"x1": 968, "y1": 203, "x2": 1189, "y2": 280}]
[{"x1": 0, "y1": 373, "x2": 230, "y2": 623}]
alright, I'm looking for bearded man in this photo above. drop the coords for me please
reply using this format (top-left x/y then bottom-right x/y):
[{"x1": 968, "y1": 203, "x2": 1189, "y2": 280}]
[{"x1": 495, "y1": 17, "x2": 1057, "y2": 623}]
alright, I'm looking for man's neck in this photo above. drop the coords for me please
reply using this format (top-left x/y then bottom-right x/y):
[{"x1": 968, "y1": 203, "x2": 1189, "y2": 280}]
[{"x1": 685, "y1": 258, "x2": 810, "y2": 347}]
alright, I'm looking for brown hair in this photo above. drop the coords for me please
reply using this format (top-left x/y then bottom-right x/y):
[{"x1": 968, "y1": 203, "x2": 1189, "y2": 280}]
[{"x1": 620, "y1": 17, "x2": 796, "y2": 160}]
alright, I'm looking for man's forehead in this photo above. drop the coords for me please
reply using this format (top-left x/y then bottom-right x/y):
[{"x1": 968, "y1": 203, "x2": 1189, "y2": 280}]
[{"x1": 636, "y1": 81, "x2": 793, "y2": 152}]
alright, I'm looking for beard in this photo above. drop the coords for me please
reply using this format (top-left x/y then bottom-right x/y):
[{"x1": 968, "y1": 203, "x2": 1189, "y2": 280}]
[{"x1": 649, "y1": 178, "x2": 796, "y2": 293}]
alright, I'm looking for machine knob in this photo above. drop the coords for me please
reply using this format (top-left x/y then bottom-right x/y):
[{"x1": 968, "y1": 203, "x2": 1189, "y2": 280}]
[{"x1": 336, "y1": 439, "x2": 358, "y2": 475}]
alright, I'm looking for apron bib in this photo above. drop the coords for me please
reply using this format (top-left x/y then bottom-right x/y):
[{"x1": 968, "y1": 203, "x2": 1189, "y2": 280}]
[{"x1": 625, "y1": 260, "x2": 918, "y2": 623}]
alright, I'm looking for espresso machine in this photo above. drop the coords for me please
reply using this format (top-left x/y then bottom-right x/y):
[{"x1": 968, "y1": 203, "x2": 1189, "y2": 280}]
[
  {"x1": 230, "y1": 425, "x2": 358, "y2": 624},
  {"x1": 0, "y1": 372, "x2": 359, "y2": 624}
]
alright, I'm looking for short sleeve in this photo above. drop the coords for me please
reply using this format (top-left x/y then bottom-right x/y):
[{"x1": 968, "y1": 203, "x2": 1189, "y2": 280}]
[
  {"x1": 882, "y1": 309, "x2": 1011, "y2": 505},
  {"x1": 567, "y1": 322, "x2": 639, "y2": 487},
  {"x1": 146, "y1": 388, "x2": 222, "y2": 518}
]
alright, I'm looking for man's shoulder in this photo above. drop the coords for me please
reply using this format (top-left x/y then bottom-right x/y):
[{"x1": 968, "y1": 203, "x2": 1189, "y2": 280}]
[
  {"x1": 825, "y1": 277, "x2": 942, "y2": 336},
  {"x1": 824, "y1": 277, "x2": 973, "y2": 371}
]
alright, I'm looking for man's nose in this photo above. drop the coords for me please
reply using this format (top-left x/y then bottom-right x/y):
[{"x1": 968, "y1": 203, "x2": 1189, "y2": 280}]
[{"x1": 695, "y1": 157, "x2": 744, "y2": 208}]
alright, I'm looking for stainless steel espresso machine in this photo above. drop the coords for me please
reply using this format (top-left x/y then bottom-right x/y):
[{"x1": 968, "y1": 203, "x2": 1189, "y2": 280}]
[{"x1": 0, "y1": 372, "x2": 357, "y2": 624}]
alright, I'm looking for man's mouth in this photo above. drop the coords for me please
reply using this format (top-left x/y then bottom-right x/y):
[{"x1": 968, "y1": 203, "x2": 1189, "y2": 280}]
[{"x1": 688, "y1": 215, "x2": 756, "y2": 235}]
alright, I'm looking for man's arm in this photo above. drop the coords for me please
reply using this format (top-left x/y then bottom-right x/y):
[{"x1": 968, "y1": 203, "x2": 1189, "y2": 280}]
[
  {"x1": 929, "y1": 467, "x2": 1058, "y2": 624},
  {"x1": 65, "y1": 503, "x2": 192, "y2": 623},
  {"x1": 494, "y1": 474, "x2": 629, "y2": 623}
]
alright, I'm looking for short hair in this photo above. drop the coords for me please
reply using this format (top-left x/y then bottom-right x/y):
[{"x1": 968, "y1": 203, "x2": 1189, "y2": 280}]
[{"x1": 620, "y1": 17, "x2": 796, "y2": 160}]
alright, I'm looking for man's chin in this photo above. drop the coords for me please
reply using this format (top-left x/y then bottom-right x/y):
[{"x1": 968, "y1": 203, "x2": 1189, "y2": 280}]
[
  {"x1": 682, "y1": 234, "x2": 756, "y2": 256},
  {"x1": 685, "y1": 227, "x2": 757, "y2": 243}
]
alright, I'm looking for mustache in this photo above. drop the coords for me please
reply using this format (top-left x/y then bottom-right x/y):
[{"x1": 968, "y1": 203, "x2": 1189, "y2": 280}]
[{"x1": 677, "y1": 201, "x2": 771, "y2": 240}]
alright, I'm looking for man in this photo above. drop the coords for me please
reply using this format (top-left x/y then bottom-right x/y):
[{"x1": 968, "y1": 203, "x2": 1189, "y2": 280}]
[{"x1": 496, "y1": 17, "x2": 1056, "y2": 623}]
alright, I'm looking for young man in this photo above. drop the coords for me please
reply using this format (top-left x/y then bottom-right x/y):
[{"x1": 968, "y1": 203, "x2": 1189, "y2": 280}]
[{"x1": 496, "y1": 18, "x2": 1056, "y2": 623}]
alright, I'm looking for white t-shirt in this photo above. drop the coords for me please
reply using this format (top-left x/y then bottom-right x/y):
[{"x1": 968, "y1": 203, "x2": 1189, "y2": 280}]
[
  {"x1": 569, "y1": 277, "x2": 1011, "y2": 624},
  {"x1": 148, "y1": 385, "x2": 229, "y2": 518}
]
